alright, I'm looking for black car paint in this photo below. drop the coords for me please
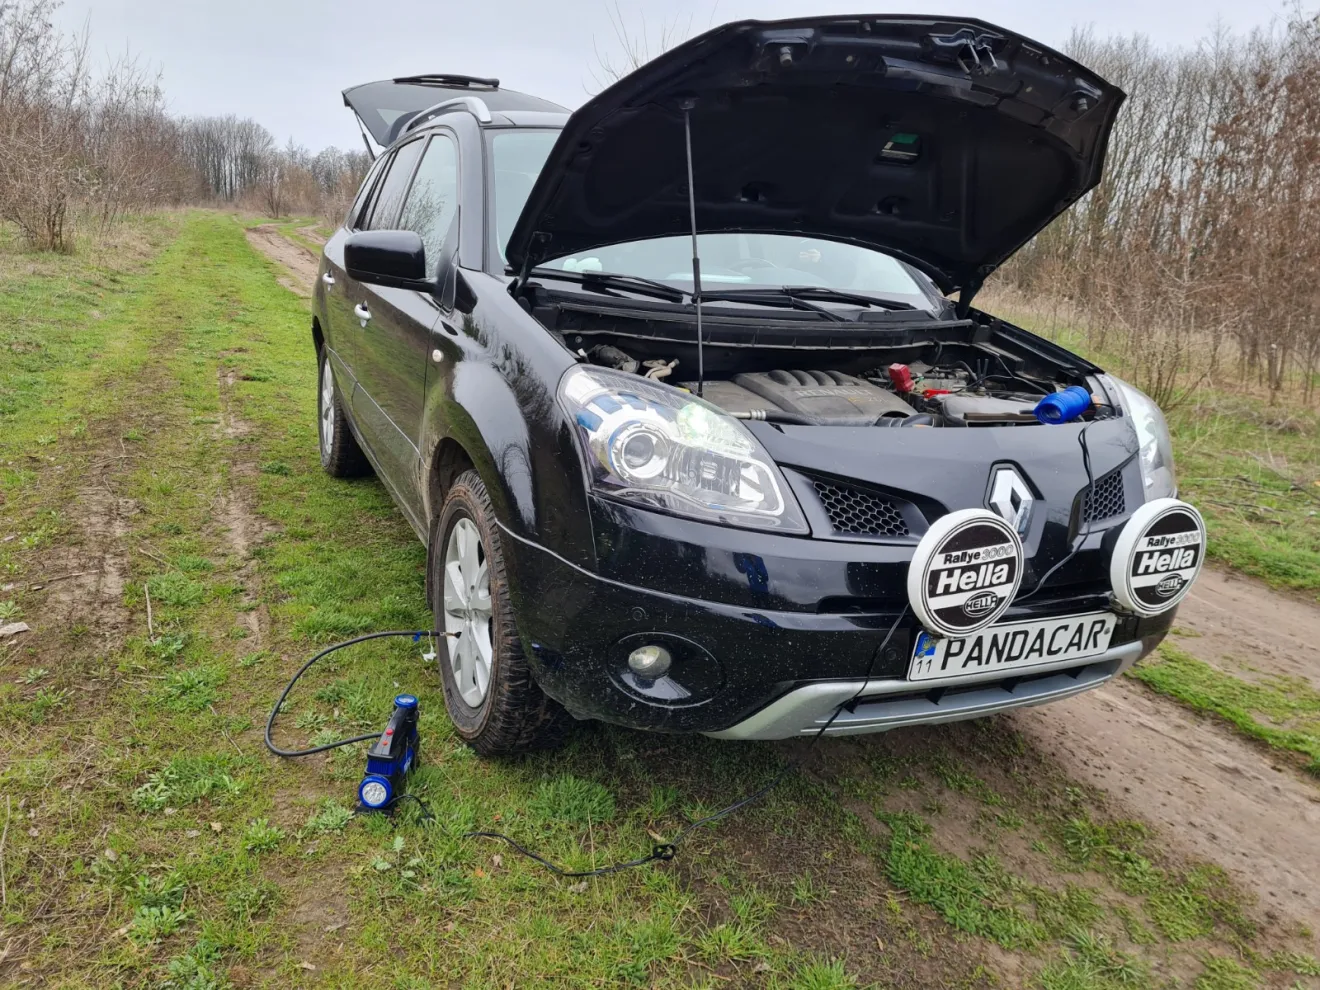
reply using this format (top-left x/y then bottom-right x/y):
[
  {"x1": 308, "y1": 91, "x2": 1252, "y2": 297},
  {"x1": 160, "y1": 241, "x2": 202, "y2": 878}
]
[{"x1": 314, "y1": 16, "x2": 1170, "y2": 735}]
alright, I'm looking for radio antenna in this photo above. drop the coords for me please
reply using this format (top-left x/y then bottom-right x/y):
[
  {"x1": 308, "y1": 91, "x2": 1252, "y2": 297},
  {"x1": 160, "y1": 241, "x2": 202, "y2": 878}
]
[{"x1": 682, "y1": 101, "x2": 704, "y2": 397}]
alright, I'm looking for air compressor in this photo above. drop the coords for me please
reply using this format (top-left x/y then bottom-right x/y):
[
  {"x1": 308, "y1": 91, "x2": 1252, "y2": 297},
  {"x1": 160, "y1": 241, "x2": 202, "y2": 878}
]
[{"x1": 357, "y1": 693, "x2": 420, "y2": 812}]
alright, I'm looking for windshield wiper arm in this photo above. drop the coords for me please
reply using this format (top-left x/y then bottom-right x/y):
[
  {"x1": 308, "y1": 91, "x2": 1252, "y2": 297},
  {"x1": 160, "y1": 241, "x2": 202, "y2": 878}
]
[
  {"x1": 776, "y1": 286, "x2": 917, "y2": 311},
  {"x1": 527, "y1": 267, "x2": 688, "y2": 303},
  {"x1": 700, "y1": 289, "x2": 848, "y2": 322}
]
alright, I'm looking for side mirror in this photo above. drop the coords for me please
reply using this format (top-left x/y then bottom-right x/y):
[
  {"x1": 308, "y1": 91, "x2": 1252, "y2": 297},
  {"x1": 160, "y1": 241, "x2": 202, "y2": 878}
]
[{"x1": 344, "y1": 230, "x2": 433, "y2": 290}]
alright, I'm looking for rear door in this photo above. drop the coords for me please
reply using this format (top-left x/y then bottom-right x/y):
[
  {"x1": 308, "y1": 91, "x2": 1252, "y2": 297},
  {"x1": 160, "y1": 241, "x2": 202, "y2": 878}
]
[
  {"x1": 320, "y1": 153, "x2": 389, "y2": 384},
  {"x1": 342, "y1": 75, "x2": 566, "y2": 147}
]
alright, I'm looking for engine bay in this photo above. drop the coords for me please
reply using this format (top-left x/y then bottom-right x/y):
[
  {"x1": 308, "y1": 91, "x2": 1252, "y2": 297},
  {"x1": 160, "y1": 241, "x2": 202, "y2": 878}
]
[
  {"x1": 580, "y1": 344, "x2": 1091, "y2": 428},
  {"x1": 537, "y1": 289, "x2": 1107, "y2": 429}
]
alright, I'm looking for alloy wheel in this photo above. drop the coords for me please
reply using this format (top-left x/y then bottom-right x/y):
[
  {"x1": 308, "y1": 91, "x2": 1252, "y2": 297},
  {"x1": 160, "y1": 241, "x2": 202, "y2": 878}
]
[
  {"x1": 319, "y1": 360, "x2": 335, "y2": 459},
  {"x1": 443, "y1": 517, "x2": 493, "y2": 707}
]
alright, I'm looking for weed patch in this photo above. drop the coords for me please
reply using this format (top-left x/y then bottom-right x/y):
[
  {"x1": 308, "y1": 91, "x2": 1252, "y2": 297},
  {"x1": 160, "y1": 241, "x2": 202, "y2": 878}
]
[
  {"x1": 161, "y1": 665, "x2": 225, "y2": 710},
  {"x1": 528, "y1": 774, "x2": 617, "y2": 826},
  {"x1": 131, "y1": 753, "x2": 249, "y2": 812},
  {"x1": 148, "y1": 571, "x2": 207, "y2": 608},
  {"x1": 878, "y1": 811, "x2": 1046, "y2": 948}
]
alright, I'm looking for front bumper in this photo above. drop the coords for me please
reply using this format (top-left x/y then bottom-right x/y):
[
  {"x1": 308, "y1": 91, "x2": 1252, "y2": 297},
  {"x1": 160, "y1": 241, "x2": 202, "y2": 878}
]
[
  {"x1": 498, "y1": 517, "x2": 1173, "y2": 736},
  {"x1": 708, "y1": 640, "x2": 1144, "y2": 739}
]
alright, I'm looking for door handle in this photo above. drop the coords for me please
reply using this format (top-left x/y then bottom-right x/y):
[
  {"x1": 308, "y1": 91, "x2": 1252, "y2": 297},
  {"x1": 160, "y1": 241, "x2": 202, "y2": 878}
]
[
  {"x1": 354, "y1": 303, "x2": 371, "y2": 326},
  {"x1": 321, "y1": 271, "x2": 336, "y2": 287}
]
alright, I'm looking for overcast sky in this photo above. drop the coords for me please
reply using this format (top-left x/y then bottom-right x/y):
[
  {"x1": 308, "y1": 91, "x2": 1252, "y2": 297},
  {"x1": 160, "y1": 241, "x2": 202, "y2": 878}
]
[{"x1": 54, "y1": 0, "x2": 1287, "y2": 152}]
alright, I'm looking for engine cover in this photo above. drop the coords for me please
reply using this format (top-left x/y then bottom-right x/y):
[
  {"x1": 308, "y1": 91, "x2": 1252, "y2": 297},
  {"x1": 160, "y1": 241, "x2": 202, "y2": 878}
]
[{"x1": 729, "y1": 369, "x2": 912, "y2": 425}]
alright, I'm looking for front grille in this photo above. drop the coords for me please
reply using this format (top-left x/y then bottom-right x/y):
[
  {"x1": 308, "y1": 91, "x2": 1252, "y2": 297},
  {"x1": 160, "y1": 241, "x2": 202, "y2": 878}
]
[
  {"x1": 1082, "y1": 469, "x2": 1126, "y2": 522},
  {"x1": 812, "y1": 480, "x2": 910, "y2": 537}
]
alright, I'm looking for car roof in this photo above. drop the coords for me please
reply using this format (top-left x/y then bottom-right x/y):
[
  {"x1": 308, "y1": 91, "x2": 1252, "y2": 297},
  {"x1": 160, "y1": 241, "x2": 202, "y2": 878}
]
[{"x1": 409, "y1": 106, "x2": 569, "y2": 131}]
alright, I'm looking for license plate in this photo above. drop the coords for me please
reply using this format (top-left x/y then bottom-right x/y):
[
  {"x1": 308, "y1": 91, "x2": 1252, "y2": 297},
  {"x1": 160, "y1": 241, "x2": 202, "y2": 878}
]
[{"x1": 909, "y1": 612, "x2": 1116, "y2": 683}]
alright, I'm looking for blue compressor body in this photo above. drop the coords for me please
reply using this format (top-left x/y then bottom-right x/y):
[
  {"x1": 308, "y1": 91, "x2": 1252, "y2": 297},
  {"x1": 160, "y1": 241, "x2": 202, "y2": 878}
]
[{"x1": 358, "y1": 694, "x2": 420, "y2": 811}]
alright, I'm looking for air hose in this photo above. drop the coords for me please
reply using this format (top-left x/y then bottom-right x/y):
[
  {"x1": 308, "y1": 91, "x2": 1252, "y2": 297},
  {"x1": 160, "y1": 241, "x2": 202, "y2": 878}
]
[
  {"x1": 264, "y1": 630, "x2": 432, "y2": 757},
  {"x1": 264, "y1": 609, "x2": 911, "y2": 879}
]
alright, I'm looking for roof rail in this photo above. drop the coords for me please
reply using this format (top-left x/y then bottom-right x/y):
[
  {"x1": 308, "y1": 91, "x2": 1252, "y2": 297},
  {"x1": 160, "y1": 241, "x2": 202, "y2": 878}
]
[
  {"x1": 403, "y1": 96, "x2": 494, "y2": 132},
  {"x1": 393, "y1": 74, "x2": 499, "y2": 89}
]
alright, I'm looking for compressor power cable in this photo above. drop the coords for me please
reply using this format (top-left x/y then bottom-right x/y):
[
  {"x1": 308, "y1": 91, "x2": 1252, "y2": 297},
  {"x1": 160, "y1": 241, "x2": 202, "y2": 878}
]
[{"x1": 1013, "y1": 422, "x2": 1098, "y2": 605}]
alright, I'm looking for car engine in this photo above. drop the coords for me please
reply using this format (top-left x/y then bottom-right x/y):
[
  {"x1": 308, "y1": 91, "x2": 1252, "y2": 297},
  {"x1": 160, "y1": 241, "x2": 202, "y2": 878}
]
[
  {"x1": 679, "y1": 370, "x2": 914, "y2": 426},
  {"x1": 582, "y1": 343, "x2": 1082, "y2": 428}
]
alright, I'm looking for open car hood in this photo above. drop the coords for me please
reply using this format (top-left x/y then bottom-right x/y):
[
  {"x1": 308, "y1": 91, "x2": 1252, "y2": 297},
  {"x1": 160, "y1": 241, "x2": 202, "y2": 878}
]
[{"x1": 505, "y1": 15, "x2": 1124, "y2": 297}]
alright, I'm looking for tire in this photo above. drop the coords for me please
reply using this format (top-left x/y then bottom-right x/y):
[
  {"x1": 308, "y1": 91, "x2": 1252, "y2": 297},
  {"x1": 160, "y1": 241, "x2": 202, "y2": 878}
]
[
  {"x1": 318, "y1": 349, "x2": 371, "y2": 478},
  {"x1": 430, "y1": 470, "x2": 568, "y2": 755}
]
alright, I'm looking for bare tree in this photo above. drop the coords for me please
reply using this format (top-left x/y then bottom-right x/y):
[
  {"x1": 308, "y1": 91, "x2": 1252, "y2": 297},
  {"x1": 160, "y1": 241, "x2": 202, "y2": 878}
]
[
  {"x1": 993, "y1": 7, "x2": 1320, "y2": 405},
  {"x1": 0, "y1": 0, "x2": 94, "y2": 250},
  {"x1": 588, "y1": 1, "x2": 709, "y2": 88}
]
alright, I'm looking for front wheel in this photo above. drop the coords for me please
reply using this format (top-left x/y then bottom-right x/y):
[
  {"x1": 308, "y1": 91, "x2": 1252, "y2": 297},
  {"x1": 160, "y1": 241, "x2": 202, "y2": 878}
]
[
  {"x1": 318, "y1": 350, "x2": 371, "y2": 478},
  {"x1": 430, "y1": 470, "x2": 568, "y2": 755}
]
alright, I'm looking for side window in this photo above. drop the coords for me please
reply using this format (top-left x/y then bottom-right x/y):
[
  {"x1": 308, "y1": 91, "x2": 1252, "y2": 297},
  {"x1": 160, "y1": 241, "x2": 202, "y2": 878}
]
[
  {"x1": 364, "y1": 139, "x2": 424, "y2": 231},
  {"x1": 398, "y1": 134, "x2": 458, "y2": 270},
  {"x1": 346, "y1": 154, "x2": 389, "y2": 230}
]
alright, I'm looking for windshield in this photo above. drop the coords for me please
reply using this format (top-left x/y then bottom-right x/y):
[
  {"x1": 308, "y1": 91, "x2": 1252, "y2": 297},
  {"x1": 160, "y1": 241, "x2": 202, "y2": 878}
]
[
  {"x1": 488, "y1": 128, "x2": 940, "y2": 312},
  {"x1": 489, "y1": 129, "x2": 556, "y2": 264}
]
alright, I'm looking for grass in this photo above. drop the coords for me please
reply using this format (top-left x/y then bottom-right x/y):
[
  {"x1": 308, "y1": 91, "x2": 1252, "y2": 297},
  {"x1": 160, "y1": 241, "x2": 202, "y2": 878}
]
[
  {"x1": 1, "y1": 212, "x2": 1316, "y2": 988},
  {"x1": 1130, "y1": 643, "x2": 1320, "y2": 775},
  {"x1": 1166, "y1": 395, "x2": 1320, "y2": 596}
]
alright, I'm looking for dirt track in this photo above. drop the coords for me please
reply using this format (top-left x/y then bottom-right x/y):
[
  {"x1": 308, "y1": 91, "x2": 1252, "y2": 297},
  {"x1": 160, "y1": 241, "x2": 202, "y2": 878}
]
[
  {"x1": 1015, "y1": 571, "x2": 1320, "y2": 941},
  {"x1": 242, "y1": 223, "x2": 1320, "y2": 945},
  {"x1": 1016, "y1": 678, "x2": 1320, "y2": 938},
  {"x1": 1176, "y1": 567, "x2": 1320, "y2": 689},
  {"x1": 244, "y1": 223, "x2": 320, "y2": 295}
]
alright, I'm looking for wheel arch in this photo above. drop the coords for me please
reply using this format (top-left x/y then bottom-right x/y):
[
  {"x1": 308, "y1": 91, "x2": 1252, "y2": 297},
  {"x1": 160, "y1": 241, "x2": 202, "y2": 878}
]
[
  {"x1": 426, "y1": 437, "x2": 476, "y2": 525},
  {"x1": 423, "y1": 437, "x2": 476, "y2": 607}
]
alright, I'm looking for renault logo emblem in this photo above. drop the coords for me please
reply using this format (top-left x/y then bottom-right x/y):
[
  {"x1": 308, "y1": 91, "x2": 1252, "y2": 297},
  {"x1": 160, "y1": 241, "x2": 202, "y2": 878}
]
[{"x1": 988, "y1": 467, "x2": 1034, "y2": 536}]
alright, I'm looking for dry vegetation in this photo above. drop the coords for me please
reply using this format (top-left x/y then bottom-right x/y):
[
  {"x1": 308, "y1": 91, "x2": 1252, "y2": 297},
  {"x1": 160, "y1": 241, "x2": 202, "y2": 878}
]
[
  {"x1": 995, "y1": 9, "x2": 1320, "y2": 407},
  {"x1": 0, "y1": 0, "x2": 368, "y2": 253}
]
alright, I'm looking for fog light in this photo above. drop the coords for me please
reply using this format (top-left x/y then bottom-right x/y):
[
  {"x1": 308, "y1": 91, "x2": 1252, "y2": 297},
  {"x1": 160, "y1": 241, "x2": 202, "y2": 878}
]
[{"x1": 627, "y1": 644, "x2": 672, "y2": 678}]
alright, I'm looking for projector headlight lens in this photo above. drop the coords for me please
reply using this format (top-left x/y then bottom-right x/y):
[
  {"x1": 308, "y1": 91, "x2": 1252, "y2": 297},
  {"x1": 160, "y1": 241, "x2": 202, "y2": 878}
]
[
  {"x1": 1108, "y1": 377, "x2": 1176, "y2": 501},
  {"x1": 359, "y1": 776, "x2": 391, "y2": 809},
  {"x1": 559, "y1": 366, "x2": 807, "y2": 532}
]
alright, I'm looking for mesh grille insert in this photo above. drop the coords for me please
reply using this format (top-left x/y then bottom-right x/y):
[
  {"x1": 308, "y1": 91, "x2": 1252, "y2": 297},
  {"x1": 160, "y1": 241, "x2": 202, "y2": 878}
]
[
  {"x1": 813, "y1": 480, "x2": 910, "y2": 537},
  {"x1": 1083, "y1": 469, "x2": 1126, "y2": 522}
]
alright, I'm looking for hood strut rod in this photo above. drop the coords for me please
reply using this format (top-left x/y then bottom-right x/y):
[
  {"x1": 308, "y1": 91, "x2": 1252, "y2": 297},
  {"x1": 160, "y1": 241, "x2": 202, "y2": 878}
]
[{"x1": 682, "y1": 101, "x2": 704, "y2": 397}]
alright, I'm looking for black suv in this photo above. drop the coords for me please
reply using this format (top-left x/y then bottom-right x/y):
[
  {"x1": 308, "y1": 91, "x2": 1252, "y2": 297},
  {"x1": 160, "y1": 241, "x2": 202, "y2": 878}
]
[{"x1": 313, "y1": 15, "x2": 1205, "y2": 754}]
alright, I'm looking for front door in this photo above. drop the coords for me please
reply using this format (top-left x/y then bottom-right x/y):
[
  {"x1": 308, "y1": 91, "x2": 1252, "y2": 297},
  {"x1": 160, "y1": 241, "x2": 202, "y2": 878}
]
[{"x1": 351, "y1": 132, "x2": 462, "y2": 526}]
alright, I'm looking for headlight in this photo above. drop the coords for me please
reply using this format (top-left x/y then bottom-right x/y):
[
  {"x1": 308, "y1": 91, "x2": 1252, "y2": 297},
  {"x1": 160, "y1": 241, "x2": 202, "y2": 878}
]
[
  {"x1": 1108, "y1": 377, "x2": 1176, "y2": 501},
  {"x1": 559, "y1": 366, "x2": 808, "y2": 533}
]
